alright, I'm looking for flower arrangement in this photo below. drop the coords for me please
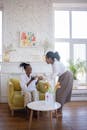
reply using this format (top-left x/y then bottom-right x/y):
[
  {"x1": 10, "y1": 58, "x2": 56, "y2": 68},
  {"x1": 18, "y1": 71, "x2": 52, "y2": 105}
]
[
  {"x1": 3, "y1": 44, "x2": 16, "y2": 62},
  {"x1": 36, "y1": 80, "x2": 50, "y2": 93},
  {"x1": 48, "y1": 82, "x2": 61, "y2": 93},
  {"x1": 42, "y1": 39, "x2": 54, "y2": 54},
  {"x1": 54, "y1": 82, "x2": 61, "y2": 92}
]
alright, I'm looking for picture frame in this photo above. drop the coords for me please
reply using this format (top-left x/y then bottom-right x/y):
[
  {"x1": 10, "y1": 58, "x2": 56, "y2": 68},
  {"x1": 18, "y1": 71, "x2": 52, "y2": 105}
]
[{"x1": 20, "y1": 32, "x2": 37, "y2": 47}]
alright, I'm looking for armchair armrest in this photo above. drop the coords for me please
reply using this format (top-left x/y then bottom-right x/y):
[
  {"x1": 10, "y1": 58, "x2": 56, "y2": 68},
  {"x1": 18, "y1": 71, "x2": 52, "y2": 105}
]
[{"x1": 8, "y1": 81, "x2": 14, "y2": 103}]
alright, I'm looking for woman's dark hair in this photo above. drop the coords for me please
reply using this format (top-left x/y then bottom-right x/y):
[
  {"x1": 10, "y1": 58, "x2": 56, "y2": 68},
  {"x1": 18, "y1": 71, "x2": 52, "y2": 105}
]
[
  {"x1": 46, "y1": 51, "x2": 60, "y2": 61},
  {"x1": 20, "y1": 62, "x2": 30, "y2": 70}
]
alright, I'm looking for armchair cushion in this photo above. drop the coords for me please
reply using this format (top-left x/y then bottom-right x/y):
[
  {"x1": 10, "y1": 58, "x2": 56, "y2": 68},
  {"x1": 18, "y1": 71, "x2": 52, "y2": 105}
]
[
  {"x1": 13, "y1": 91, "x2": 24, "y2": 107},
  {"x1": 10, "y1": 78, "x2": 21, "y2": 91}
]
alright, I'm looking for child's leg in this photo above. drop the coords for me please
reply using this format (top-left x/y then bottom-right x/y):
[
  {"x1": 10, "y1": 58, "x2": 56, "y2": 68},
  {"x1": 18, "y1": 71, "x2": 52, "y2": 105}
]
[
  {"x1": 24, "y1": 92, "x2": 32, "y2": 107},
  {"x1": 32, "y1": 90, "x2": 39, "y2": 101}
]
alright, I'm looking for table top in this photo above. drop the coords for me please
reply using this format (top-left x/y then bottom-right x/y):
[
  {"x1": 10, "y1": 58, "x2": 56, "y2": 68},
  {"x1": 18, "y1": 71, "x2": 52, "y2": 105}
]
[{"x1": 27, "y1": 100, "x2": 61, "y2": 111}]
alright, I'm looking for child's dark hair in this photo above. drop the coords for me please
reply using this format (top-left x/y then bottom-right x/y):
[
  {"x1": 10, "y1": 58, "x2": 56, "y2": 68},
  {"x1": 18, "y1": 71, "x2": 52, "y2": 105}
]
[
  {"x1": 20, "y1": 62, "x2": 31, "y2": 70},
  {"x1": 46, "y1": 51, "x2": 60, "y2": 61}
]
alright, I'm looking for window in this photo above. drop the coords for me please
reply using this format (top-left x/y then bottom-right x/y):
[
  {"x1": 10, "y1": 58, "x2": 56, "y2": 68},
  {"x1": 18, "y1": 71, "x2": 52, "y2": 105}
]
[
  {"x1": 0, "y1": 11, "x2": 2, "y2": 62},
  {"x1": 72, "y1": 11, "x2": 87, "y2": 38},
  {"x1": 54, "y1": 4, "x2": 87, "y2": 88},
  {"x1": 73, "y1": 43, "x2": 86, "y2": 83},
  {"x1": 55, "y1": 11, "x2": 69, "y2": 38}
]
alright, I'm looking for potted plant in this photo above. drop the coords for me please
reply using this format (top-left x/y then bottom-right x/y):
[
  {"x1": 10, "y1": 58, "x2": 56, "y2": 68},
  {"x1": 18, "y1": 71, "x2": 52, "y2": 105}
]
[{"x1": 68, "y1": 59, "x2": 87, "y2": 80}]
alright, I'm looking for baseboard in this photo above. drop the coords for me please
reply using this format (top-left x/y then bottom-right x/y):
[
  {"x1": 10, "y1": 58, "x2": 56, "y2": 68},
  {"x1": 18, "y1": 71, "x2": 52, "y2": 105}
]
[
  {"x1": 71, "y1": 96, "x2": 87, "y2": 101},
  {"x1": 0, "y1": 96, "x2": 8, "y2": 103},
  {"x1": 71, "y1": 89, "x2": 87, "y2": 101},
  {"x1": 0, "y1": 93, "x2": 87, "y2": 103}
]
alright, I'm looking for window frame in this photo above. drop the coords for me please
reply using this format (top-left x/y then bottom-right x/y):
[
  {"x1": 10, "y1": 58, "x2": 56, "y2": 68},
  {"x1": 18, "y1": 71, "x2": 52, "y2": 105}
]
[{"x1": 53, "y1": 3, "x2": 87, "y2": 85}]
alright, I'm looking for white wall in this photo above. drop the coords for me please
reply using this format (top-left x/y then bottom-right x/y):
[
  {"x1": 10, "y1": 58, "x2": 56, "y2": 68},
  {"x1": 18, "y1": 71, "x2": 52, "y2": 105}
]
[
  {"x1": 3, "y1": 0, "x2": 87, "y2": 50},
  {"x1": 2, "y1": 0, "x2": 87, "y2": 54},
  {"x1": 2, "y1": 0, "x2": 53, "y2": 48}
]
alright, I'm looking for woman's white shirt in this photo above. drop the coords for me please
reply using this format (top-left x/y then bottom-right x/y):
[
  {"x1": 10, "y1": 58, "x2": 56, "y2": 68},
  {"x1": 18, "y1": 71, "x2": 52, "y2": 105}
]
[
  {"x1": 20, "y1": 73, "x2": 37, "y2": 92},
  {"x1": 51, "y1": 59, "x2": 66, "y2": 80}
]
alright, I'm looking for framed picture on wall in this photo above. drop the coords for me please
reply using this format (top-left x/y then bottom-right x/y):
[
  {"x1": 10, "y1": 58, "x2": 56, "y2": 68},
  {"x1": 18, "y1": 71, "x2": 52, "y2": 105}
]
[{"x1": 20, "y1": 32, "x2": 37, "y2": 47}]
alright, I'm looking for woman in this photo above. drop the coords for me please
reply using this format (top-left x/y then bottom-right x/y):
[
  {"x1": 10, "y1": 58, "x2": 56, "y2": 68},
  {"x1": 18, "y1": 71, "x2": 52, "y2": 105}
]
[
  {"x1": 20, "y1": 62, "x2": 38, "y2": 107},
  {"x1": 45, "y1": 51, "x2": 73, "y2": 115}
]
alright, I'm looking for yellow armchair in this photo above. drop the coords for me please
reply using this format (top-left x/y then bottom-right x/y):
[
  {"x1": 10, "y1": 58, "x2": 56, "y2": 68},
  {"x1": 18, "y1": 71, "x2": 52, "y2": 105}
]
[{"x1": 8, "y1": 78, "x2": 24, "y2": 116}]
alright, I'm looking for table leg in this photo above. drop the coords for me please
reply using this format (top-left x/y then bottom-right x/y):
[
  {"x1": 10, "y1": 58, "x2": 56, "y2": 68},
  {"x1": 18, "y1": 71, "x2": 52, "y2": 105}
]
[
  {"x1": 55, "y1": 110, "x2": 58, "y2": 119},
  {"x1": 28, "y1": 110, "x2": 33, "y2": 130},
  {"x1": 37, "y1": 111, "x2": 39, "y2": 120},
  {"x1": 50, "y1": 111, "x2": 53, "y2": 130}
]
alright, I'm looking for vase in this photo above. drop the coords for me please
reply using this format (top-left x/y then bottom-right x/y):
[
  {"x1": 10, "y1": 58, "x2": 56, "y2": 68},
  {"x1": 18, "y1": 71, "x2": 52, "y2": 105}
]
[{"x1": 45, "y1": 92, "x2": 55, "y2": 107}]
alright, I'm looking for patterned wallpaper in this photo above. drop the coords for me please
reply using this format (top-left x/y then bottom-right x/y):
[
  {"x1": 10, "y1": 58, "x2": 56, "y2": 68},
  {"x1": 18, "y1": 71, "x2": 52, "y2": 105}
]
[{"x1": 2, "y1": 0, "x2": 53, "y2": 51}]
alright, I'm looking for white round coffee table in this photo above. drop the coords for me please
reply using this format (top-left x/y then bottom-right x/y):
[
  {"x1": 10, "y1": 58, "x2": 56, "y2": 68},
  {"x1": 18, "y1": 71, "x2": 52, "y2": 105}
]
[{"x1": 27, "y1": 100, "x2": 61, "y2": 130}]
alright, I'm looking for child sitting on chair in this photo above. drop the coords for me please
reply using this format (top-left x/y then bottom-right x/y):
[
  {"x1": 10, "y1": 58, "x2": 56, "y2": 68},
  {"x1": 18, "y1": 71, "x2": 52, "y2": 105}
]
[{"x1": 19, "y1": 62, "x2": 42, "y2": 107}]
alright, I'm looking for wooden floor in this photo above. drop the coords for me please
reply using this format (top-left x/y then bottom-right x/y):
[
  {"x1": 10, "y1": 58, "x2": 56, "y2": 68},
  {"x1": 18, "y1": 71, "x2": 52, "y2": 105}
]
[{"x1": 0, "y1": 101, "x2": 87, "y2": 130}]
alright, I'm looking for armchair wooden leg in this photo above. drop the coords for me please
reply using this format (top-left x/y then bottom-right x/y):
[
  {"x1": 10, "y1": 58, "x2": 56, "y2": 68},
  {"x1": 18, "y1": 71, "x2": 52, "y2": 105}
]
[
  {"x1": 25, "y1": 107, "x2": 30, "y2": 120},
  {"x1": 11, "y1": 110, "x2": 14, "y2": 116}
]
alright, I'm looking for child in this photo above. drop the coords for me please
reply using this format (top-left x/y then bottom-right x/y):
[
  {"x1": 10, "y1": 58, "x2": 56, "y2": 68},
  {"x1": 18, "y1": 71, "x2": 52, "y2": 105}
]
[{"x1": 20, "y1": 62, "x2": 39, "y2": 107}]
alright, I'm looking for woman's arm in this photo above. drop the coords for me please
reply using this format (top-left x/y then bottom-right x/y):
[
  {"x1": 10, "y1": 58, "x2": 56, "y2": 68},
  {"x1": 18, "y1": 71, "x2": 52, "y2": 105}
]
[{"x1": 51, "y1": 61, "x2": 59, "y2": 80}]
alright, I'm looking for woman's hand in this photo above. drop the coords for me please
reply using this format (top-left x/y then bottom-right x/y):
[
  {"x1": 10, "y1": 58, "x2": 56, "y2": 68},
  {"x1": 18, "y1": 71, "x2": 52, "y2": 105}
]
[
  {"x1": 35, "y1": 76, "x2": 43, "y2": 85},
  {"x1": 38, "y1": 76, "x2": 43, "y2": 80}
]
